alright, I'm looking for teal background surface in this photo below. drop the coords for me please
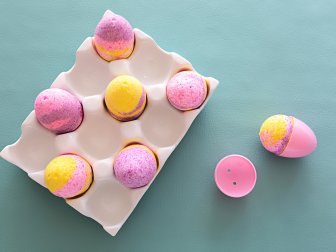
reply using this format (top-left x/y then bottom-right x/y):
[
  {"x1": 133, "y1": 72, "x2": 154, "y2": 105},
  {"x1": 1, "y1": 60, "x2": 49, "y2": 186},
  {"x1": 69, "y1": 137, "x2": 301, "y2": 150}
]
[{"x1": 1, "y1": 1, "x2": 336, "y2": 251}]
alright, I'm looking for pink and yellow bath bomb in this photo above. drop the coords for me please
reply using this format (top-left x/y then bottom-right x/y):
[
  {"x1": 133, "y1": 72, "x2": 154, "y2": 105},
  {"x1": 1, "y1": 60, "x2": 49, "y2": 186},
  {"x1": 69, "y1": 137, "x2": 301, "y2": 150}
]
[
  {"x1": 44, "y1": 154, "x2": 93, "y2": 198},
  {"x1": 94, "y1": 10, "x2": 135, "y2": 61},
  {"x1": 113, "y1": 144, "x2": 158, "y2": 188},
  {"x1": 259, "y1": 115, "x2": 294, "y2": 155},
  {"x1": 34, "y1": 88, "x2": 83, "y2": 134},
  {"x1": 105, "y1": 75, "x2": 147, "y2": 121},
  {"x1": 166, "y1": 71, "x2": 207, "y2": 111}
]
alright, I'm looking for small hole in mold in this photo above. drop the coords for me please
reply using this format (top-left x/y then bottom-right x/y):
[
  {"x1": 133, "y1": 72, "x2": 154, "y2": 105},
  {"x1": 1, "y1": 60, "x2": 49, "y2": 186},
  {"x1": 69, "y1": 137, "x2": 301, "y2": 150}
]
[
  {"x1": 227, "y1": 169, "x2": 231, "y2": 172},
  {"x1": 233, "y1": 182, "x2": 237, "y2": 186}
]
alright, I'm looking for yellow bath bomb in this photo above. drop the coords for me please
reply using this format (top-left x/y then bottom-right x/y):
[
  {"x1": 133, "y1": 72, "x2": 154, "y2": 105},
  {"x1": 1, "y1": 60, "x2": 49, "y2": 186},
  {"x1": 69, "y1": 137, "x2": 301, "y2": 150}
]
[{"x1": 104, "y1": 75, "x2": 147, "y2": 121}]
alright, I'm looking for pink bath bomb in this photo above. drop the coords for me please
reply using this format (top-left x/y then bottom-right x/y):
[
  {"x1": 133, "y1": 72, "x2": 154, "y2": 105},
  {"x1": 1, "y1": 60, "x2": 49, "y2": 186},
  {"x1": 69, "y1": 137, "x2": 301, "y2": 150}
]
[
  {"x1": 34, "y1": 88, "x2": 83, "y2": 134},
  {"x1": 113, "y1": 144, "x2": 157, "y2": 188},
  {"x1": 94, "y1": 10, "x2": 135, "y2": 61},
  {"x1": 166, "y1": 71, "x2": 207, "y2": 111}
]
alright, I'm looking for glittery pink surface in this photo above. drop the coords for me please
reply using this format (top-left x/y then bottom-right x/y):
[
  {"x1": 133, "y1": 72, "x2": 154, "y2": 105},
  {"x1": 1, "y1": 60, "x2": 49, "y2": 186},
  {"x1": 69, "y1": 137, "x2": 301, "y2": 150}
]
[
  {"x1": 166, "y1": 71, "x2": 207, "y2": 111},
  {"x1": 34, "y1": 88, "x2": 83, "y2": 134},
  {"x1": 94, "y1": 10, "x2": 134, "y2": 59},
  {"x1": 54, "y1": 155, "x2": 90, "y2": 198},
  {"x1": 114, "y1": 146, "x2": 157, "y2": 188}
]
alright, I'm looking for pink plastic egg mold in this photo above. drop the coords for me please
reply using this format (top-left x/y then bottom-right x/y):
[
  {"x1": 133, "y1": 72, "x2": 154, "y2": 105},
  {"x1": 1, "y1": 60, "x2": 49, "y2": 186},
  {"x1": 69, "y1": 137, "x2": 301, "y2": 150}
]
[{"x1": 0, "y1": 26, "x2": 219, "y2": 236}]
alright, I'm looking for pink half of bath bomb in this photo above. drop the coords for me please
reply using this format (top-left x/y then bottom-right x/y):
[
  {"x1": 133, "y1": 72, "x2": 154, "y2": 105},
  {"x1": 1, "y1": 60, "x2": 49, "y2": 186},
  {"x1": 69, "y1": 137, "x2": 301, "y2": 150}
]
[
  {"x1": 54, "y1": 154, "x2": 91, "y2": 198},
  {"x1": 113, "y1": 146, "x2": 157, "y2": 188},
  {"x1": 94, "y1": 10, "x2": 134, "y2": 60},
  {"x1": 166, "y1": 71, "x2": 207, "y2": 111},
  {"x1": 34, "y1": 88, "x2": 83, "y2": 134}
]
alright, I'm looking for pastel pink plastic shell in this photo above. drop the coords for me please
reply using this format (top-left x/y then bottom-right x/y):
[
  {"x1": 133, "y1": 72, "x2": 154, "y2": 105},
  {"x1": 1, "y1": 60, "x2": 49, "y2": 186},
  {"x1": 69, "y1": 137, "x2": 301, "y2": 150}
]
[
  {"x1": 280, "y1": 118, "x2": 317, "y2": 158},
  {"x1": 214, "y1": 155, "x2": 257, "y2": 198}
]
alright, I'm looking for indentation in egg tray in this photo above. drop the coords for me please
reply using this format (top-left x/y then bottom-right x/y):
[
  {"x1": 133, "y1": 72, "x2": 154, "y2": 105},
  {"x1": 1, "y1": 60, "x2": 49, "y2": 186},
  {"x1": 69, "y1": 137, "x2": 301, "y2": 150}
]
[{"x1": 0, "y1": 18, "x2": 219, "y2": 236}]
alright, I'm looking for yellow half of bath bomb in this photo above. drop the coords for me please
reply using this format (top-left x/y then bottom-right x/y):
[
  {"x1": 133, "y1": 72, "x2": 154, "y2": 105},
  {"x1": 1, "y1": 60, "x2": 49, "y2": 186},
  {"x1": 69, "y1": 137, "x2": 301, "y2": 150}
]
[
  {"x1": 259, "y1": 115, "x2": 289, "y2": 145},
  {"x1": 44, "y1": 156, "x2": 77, "y2": 193},
  {"x1": 105, "y1": 75, "x2": 144, "y2": 116}
]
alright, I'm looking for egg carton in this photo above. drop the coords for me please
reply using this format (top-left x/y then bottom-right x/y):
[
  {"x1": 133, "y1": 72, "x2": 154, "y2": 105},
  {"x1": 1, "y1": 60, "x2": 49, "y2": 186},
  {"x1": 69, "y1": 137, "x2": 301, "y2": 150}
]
[{"x1": 0, "y1": 28, "x2": 219, "y2": 236}]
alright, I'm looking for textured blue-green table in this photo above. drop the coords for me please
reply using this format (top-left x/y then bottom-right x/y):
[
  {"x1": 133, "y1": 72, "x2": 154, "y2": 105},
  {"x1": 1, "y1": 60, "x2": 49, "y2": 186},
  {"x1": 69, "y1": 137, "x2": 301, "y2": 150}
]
[{"x1": 1, "y1": 1, "x2": 336, "y2": 251}]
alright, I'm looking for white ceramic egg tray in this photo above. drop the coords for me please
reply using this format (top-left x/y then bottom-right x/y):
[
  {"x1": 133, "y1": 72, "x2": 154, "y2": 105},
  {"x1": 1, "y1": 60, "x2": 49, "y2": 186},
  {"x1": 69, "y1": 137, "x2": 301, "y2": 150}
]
[{"x1": 0, "y1": 28, "x2": 219, "y2": 236}]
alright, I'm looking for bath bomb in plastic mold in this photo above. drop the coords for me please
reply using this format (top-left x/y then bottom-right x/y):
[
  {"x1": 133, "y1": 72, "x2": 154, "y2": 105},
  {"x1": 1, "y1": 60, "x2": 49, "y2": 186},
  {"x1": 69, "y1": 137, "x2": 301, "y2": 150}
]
[
  {"x1": 105, "y1": 75, "x2": 147, "y2": 121},
  {"x1": 114, "y1": 144, "x2": 157, "y2": 188},
  {"x1": 94, "y1": 10, "x2": 135, "y2": 61},
  {"x1": 44, "y1": 154, "x2": 93, "y2": 198},
  {"x1": 34, "y1": 88, "x2": 83, "y2": 134},
  {"x1": 166, "y1": 71, "x2": 207, "y2": 111},
  {"x1": 259, "y1": 114, "x2": 317, "y2": 158}
]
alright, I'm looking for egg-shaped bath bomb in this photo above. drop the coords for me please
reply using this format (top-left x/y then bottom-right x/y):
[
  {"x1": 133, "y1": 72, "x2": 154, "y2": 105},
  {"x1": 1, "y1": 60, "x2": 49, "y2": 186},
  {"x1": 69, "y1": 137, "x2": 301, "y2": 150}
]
[
  {"x1": 167, "y1": 71, "x2": 207, "y2": 111},
  {"x1": 259, "y1": 114, "x2": 317, "y2": 158},
  {"x1": 94, "y1": 10, "x2": 135, "y2": 61},
  {"x1": 114, "y1": 144, "x2": 158, "y2": 188},
  {"x1": 34, "y1": 88, "x2": 83, "y2": 134},
  {"x1": 44, "y1": 154, "x2": 93, "y2": 198},
  {"x1": 105, "y1": 75, "x2": 147, "y2": 121}
]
